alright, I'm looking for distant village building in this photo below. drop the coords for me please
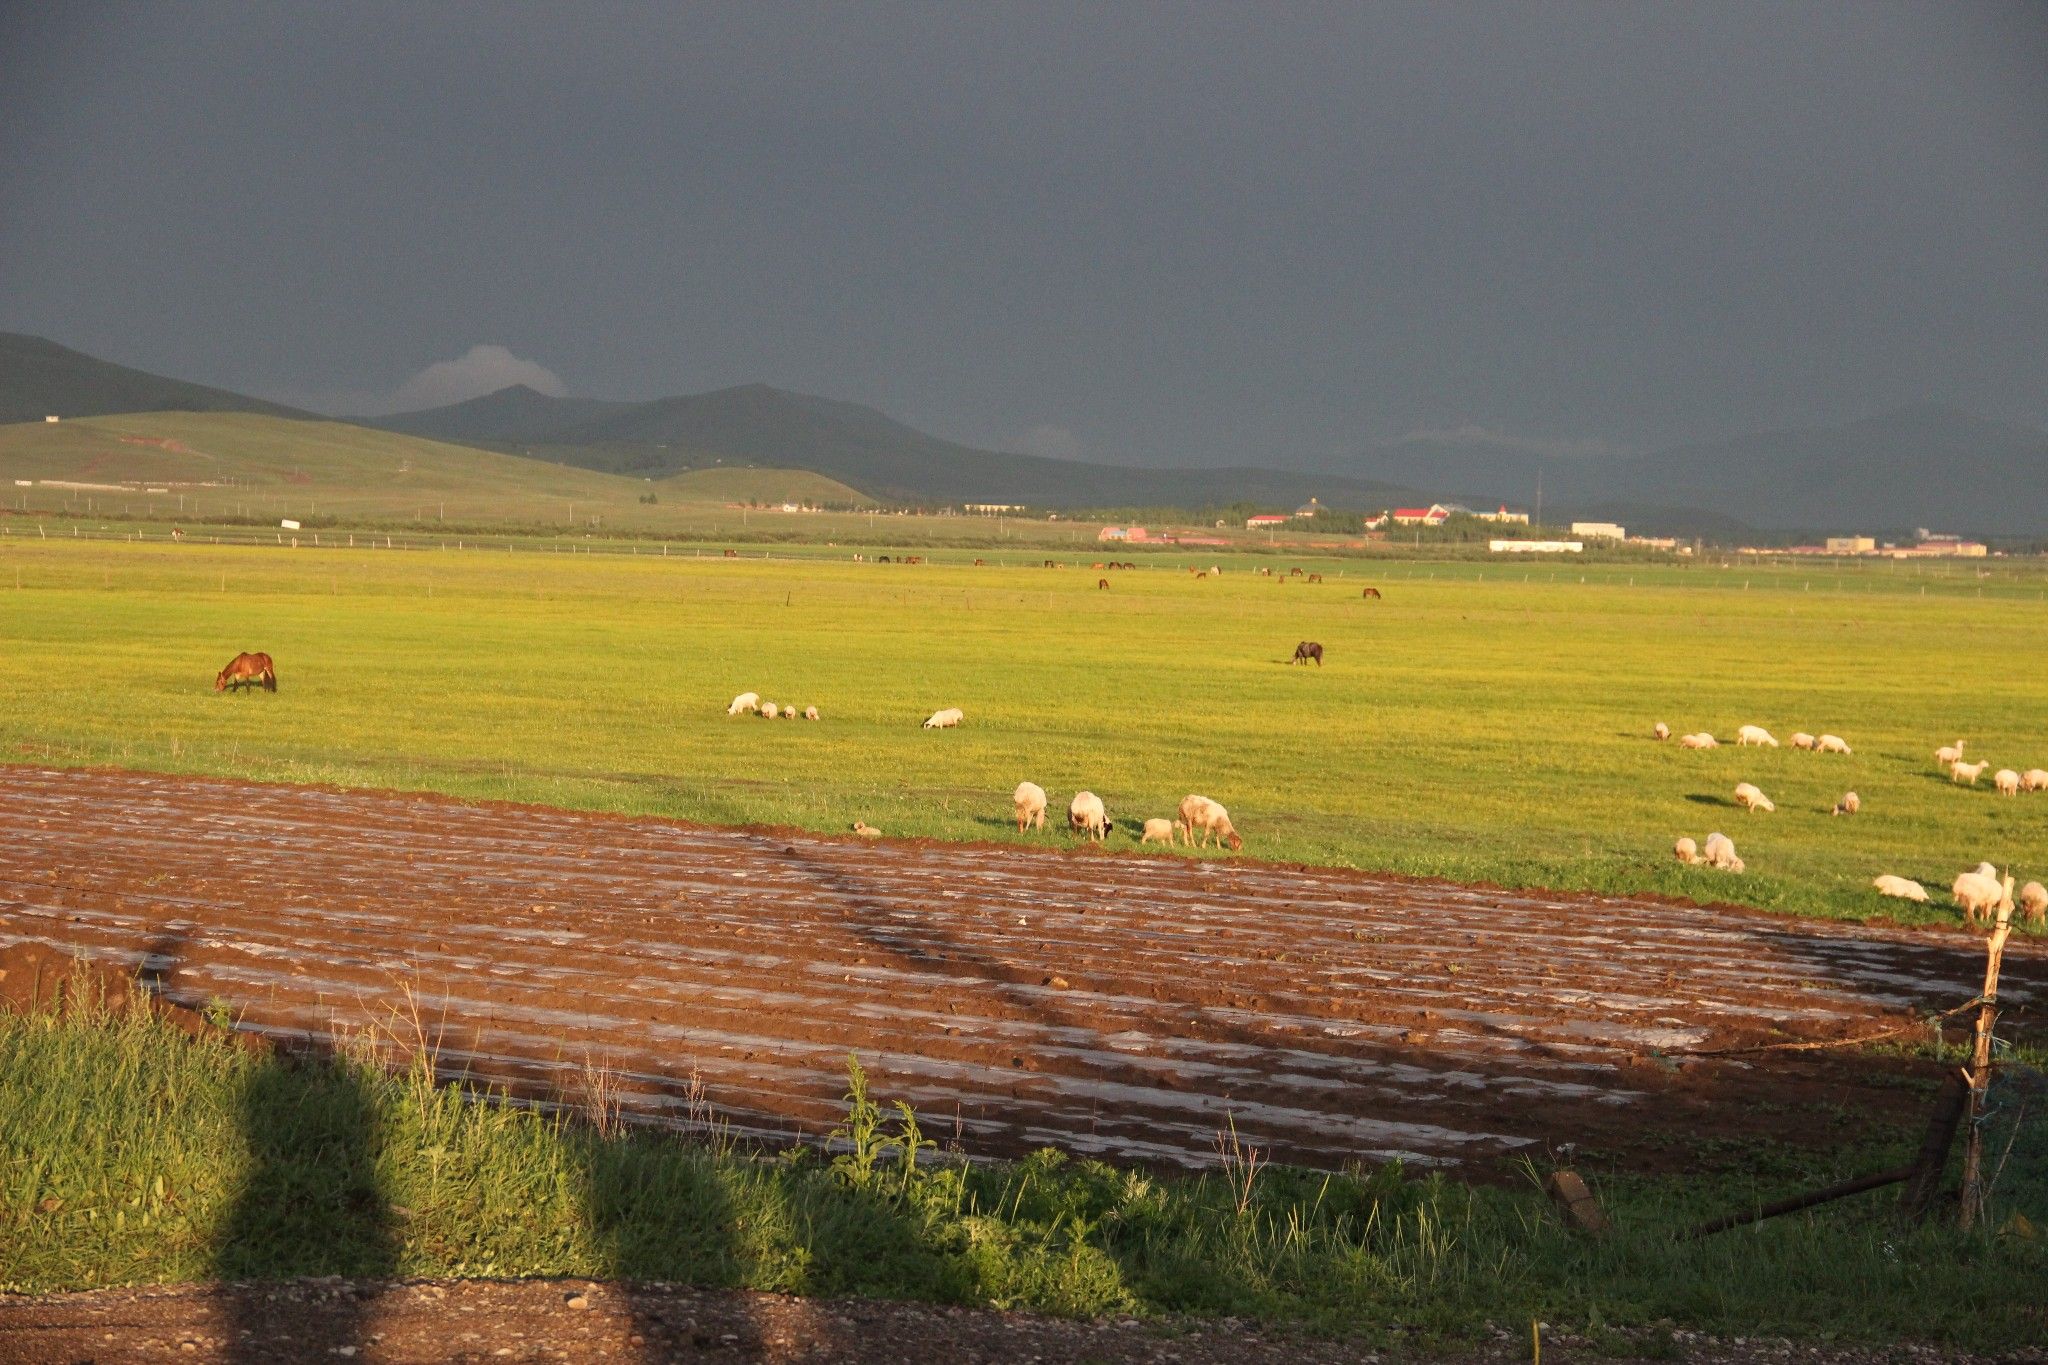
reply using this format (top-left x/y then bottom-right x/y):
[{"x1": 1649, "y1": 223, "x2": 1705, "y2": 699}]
[
  {"x1": 1293, "y1": 497, "x2": 1325, "y2": 518},
  {"x1": 1627, "y1": 535, "x2": 1685, "y2": 552},
  {"x1": 1883, "y1": 539, "x2": 1988, "y2": 559},
  {"x1": 962, "y1": 503, "x2": 1025, "y2": 515},
  {"x1": 1391, "y1": 504, "x2": 1457, "y2": 527},
  {"x1": 44, "y1": 415, "x2": 60, "y2": 423},
  {"x1": 1098, "y1": 525, "x2": 1150, "y2": 541},
  {"x1": 1569, "y1": 520, "x2": 1627, "y2": 540},
  {"x1": 1824, "y1": 536, "x2": 1877, "y2": 555},
  {"x1": 1490, "y1": 539, "x2": 1583, "y2": 554},
  {"x1": 1245, "y1": 514, "x2": 1289, "y2": 529},
  {"x1": 1473, "y1": 504, "x2": 1530, "y2": 524}
]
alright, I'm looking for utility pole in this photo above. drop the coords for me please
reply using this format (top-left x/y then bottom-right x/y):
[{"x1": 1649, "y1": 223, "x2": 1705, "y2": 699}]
[{"x1": 1535, "y1": 468, "x2": 1544, "y2": 527}]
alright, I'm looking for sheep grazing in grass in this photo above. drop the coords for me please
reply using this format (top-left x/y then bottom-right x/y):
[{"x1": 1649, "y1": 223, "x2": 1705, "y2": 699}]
[
  {"x1": 922, "y1": 707, "x2": 964, "y2": 729},
  {"x1": 758, "y1": 700, "x2": 778, "y2": 719},
  {"x1": 852, "y1": 820, "x2": 882, "y2": 838},
  {"x1": 1702, "y1": 832, "x2": 1743, "y2": 873},
  {"x1": 1816, "y1": 734, "x2": 1851, "y2": 755},
  {"x1": 1653, "y1": 722, "x2": 1670, "y2": 741},
  {"x1": 2020, "y1": 882, "x2": 2047, "y2": 925},
  {"x1": 727, "y1": 692, "x2": 761, "y2": 715},
  {"x1": 1995, "y1": 769, "x2": 2021, "y2": 796},
  {"x1": 2024, "y1": 769, "x2": 2048, "y2": 793},
  {"x1": 1674, "y1": 836, "x2": 1703, "y2": 865},
  {"x1": 1935, "y1": 740, "x2": 1965, "y2": 768},
  {"x1": 804, "y1": 706, "x2": 820, "y2": 721},
  {"x1": 1733, "y1": 781, "x2": 1775, "y2": 814},
  {"x1": 1951, "y1": 759, "x2": 1990, "y2": 786},
  {"x1": 1736, "y1": 725, "x2": 1778, "y2": 748},
  {"x1": 781, "y1": 704, "x2": 798, "y2": 720},
  {"x1": 1679, "y1": 733, "x2": 1719, "y2": 750},
  {"x1": 1872, "y1": 875, "x2": 1929, "y2": 903},
  {"x1": 1831, "y1": 791, "x2": 1860, "y2": 817},
  {"x1": 1012, "y1": 781, "x2": 1048, "y2": 832},
  {"x1": 1140, "y1": 818, "x2": 1179, "y2": 845},
  {"x1": 1952, "y1": 870, "x2": 2013, "y2": 927},
  {"x1": 1069, "y1": 791, "x2": 1110, "y2": 842},
  {"x1": 1177, "y1": 794, "x2": 1244, "y2": 851},
  {"x1": 1790, "y1": 732, "x2": 1818, "y2": 751}
]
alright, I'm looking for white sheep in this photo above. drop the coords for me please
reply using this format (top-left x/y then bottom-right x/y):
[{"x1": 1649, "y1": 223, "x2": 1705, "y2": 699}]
[
  {"x1": 1653, "y1": 722, "x2": 1670, "y2": 741},
  {"x1": 1674, "y1": 836, "x2": 1703, "y2": 865},
  {"x1": 2023, "y1": 769, "x2": 2048, "y2": 793},
  {"x1": 1012, "y1": 781, "x2": 1048, "y2": 832},
  {"x1": 1994, "y1": 769, "x2": 2021, "y2": 796},
  {"x1": 1951, "y1": 759, "x2": 1990, "y2": 785},
  {"x1": 1736, "y1": 725, "x2": 1779, "y2": 748},
  {"x1": 2020, "y1": 881, "x2": 2047, "y2": 925},
  {"x1": 804, "y1": 706, "x2": 820, "y2": 721},
  {"x1": 852, "y1": 820, "x2": 882, "y2": 838},
  {"x1": 922, "y1": 707, "x2": 964, "y2": 730},
  {"x1": 727, "y1": 692, "x2": 761, "y2": 715},
  {"x1": 1973, "y1": 861, "x2": 1998, "y2": 879},
  {"x1": 781, "y1": 704, "x2": 798, "y2": 720},
  {"x1": 1069, "y1": 790, "x2": 1110, "y2": 842},
  {"x1": 1733, "y1": 781, "x2": 1775, "y2": 814},
  {"x1": 1816, "y1": 734, "x2": 1851, "y2": 755},
  {"x1": 1790, "y1": 732, "x2": 1818, "y2": 751},
  {"x1": 758, "y1": 700, "x2": 778, "y2": 719},
  {"x1": 1176, "y1": 794, "x2": 1244, "y2": 851},
  {"x1": 1871, "y1": 875, "x2": 1928, "y2": 903},
  {"x1": 1935, "y1": 740, "x2": 1965, "y2": 768},
  {"x1": 1831, "y1": 791, "x2": 1860, "y2": 817},
  {"x1": 1679, "y1": 733, "x2": 1719, "y2": 750},
  {"x1": 1703, "y1": 832, "x2": 1743, "y2": 873},
  {"x1": 1140, "y1": 818, "x2": 1178, "y2": 845},
  {"x1": 1952, "y1": 870, "x2": 2013, "y2": 927}
]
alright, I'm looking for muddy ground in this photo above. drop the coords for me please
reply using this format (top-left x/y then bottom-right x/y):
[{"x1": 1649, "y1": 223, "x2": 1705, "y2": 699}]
[{"x1": 1, "y1": 765, "x2": 2039, "y2": 1174}]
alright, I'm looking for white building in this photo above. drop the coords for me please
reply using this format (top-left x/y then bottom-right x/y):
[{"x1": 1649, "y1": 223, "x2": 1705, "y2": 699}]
[
  {"x1": 1490, "y1": 539, "x2": 1583, "y2": 554},
  {"x1": 1569, "y1": 521, "x2": 1626, "y2": 540}
]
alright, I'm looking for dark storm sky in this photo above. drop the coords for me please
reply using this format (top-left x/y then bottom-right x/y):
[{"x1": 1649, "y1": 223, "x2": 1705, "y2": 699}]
[{"x1": 2, "y1": 2, "x2": 2043, "y2": 466}]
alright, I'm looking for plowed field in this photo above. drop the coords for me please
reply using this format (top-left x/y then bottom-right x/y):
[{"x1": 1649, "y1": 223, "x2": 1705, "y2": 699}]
[{"x1": 3, "y1": 766, "x2": 2038, "y2": 1172}]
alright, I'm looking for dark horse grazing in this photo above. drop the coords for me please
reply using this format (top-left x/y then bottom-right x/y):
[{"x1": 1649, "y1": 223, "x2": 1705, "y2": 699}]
[
  {"x1": 215, "y1": 652, "x2": 277, "y2": 693},
  {"x1": 1291, "y1": 641, "x2": 1323, "y2": 667},
  {"x1": 1361, "y1": 586, "x2": 1382, "y2": 600}
]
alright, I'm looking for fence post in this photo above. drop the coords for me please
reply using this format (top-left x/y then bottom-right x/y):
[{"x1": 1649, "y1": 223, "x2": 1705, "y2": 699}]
[{"x1": 1958, "y1": 897, "x2": 2014, "y2": 1231}]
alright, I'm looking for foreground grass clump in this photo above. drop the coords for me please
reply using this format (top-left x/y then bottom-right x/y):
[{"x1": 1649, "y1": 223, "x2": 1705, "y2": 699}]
[
  {"x1": 3, "y1": 539, "x2": 2046, "y2": 929},
  {"x1": 3, "y1": 1011, "x2": 2043, "y2": 1349}
]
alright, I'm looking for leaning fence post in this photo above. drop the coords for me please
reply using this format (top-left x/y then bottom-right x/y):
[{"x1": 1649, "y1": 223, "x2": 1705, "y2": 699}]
[{"x1": 1958, "y1": 896, "x2": 2014, "y2": 1232}]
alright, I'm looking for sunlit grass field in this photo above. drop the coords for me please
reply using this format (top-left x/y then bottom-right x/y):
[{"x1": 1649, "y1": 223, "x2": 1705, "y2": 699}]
[{"x1": 3, "y1": 537, "x2": 2044, "y2": 929}]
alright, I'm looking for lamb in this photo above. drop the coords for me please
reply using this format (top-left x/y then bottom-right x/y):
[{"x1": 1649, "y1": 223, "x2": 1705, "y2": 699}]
[
  {"x1": 1952, "y1": 870, "x2": 2013, "y2": 927},
  {"x1": 1653, "y1": 722, "x2": 1670, "y2": 741},
  {"x1": 1951, "y1": 759, "x2": 1990, "y2": 785},
  {"x1": 2024, "y1": 769, "x2": 2048, "y2": 792},
  {"x1": 1871, "y1": 875, "x2": 1929, "y2": 903},
  {"x1": 2020, "y1": 881, "x2": 2047, "y2": 926},
  {"x1": 851, "y1": 820, "x2": 882, "y2": 838},
  {"x1": 1673, "y1": 836, "x2": 1703, "y2": 865},
  {"x1": 1816, "y1": 734, "x2": 1851, "y2": 755},
  {"x1": 922, "y1": 707, "x2": 964, "y2": 729},
  {"x1": 1935, "y1": 740, "x2": 1965, "y2": 769},
  {"x1": 758, "y1": 700, "x2": 777, "y2": 719},
  {"x1": 1140, "y1": 818, "x2": 1179, "y2": 845},
  {"x1": 1994, "y1": 769, "x2": 2021, "y2": 796},
  {"x1": 1678, "y1": 733, "x2": 1719, "y2": 750},
  {"x1": 727, "y1": 692, "x2": 761, "y2": 715},
  {"x1": 1790, "y1": 732, "x2": 1818, "y2": 751},
  {"x1": 1733, "y1": 782, "x2": 1775, "y2": 814},
  {"x1": 1831, "y1": 791, "x2": 1860, "y2": 817},
  {"x1": 781, "y1": 704, "x2": 798, "y2": 720},
  {"x1": 1068, "y1": 791, "x2": 1110, "y2": 842},
  {"x1": 1736, "y1": 725, "x2": 1779, "y2": 748},
  {"x1": 804, "y1": 706, "x2": 820, "y2": 721},
  {"x1": 1012, "y1": 781, "x2": 1048, "y2": 832},
  {"x1": 1702, "y1": 832, "x2": 1743, "y2": 872},
  {"x1": 1176, "y1": 794, "x2": 1244, "y2": 851}
]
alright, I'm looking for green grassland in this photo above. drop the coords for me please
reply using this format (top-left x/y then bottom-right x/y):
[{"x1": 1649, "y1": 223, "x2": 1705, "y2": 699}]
[
  {"x1": 4, "y1": 1007, "x2": 2042, "y2": 1348},
  {"x1": 3, "y1": 537, "x2": 2045, "y2": 930},
  {"x1": 0, "y1": 412, "x2": 872, "y2": 530}
]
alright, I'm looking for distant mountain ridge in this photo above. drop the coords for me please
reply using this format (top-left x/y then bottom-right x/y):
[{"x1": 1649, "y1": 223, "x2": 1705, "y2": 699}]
[
  {"x1": 0, "y1": 332, "x2": 314, "y2": 426},
  {"x1": 1343, "y1": 404, "x2": 2047, "y2": 535},
  {"x1": 373, "y1": 382, "x2": 1407, "y2": 510}
]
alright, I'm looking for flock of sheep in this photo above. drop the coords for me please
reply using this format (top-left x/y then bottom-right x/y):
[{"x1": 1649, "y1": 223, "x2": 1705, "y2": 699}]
[
  {"x1": 726, "y1": 693, "x2": 1245, "y2": 854},
  {"x1": 1658, "y1": 722, "x2": 2044, "y2": 928}
]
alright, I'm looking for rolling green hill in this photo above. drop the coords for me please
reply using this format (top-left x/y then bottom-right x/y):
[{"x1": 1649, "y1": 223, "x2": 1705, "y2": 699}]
[
  {"x1": 0, "y1": 412, "x2": 871, "y2": 529},
  {"x1": 0, "y1": 332, "x2": 313, "y2": 426}
]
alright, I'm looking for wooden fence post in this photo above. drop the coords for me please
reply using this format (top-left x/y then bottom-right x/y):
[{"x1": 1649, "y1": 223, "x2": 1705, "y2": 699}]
[{"x1": 1959, "y1": 896, "x2": 2014, "y2": 1232}]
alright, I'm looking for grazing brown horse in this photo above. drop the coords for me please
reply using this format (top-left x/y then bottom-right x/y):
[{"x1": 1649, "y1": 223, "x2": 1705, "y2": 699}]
[
  {"x1": 1291, "y1": 641, "x2": 1323, "y2": 667},
  {"x1": 1361, "y1": 586, "x2": 1382, "y2": 600},
  {"x1": 215, "y1": 652, "x2": 277, "y2": 693},
  {"x1": 1307, "y1": 573, "x2": 1323, "y2": 583}
]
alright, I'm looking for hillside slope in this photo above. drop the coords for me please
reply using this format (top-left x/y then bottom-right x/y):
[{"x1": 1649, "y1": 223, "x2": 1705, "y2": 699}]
[{"x1": 0, "y1": 332, "x2": 312, "y2": 426}]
